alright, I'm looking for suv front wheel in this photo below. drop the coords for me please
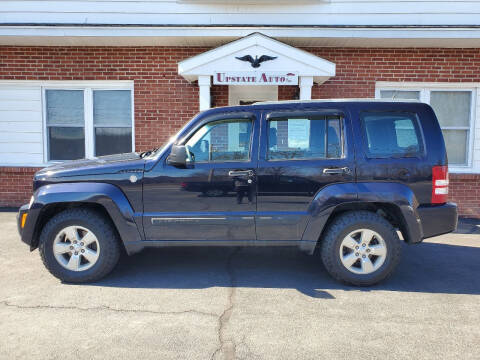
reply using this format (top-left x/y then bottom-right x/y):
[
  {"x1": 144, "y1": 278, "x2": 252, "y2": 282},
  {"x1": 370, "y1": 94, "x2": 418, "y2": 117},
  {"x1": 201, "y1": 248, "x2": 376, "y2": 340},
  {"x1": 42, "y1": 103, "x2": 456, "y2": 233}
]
[
  {"x1": 39, "y1": 208, "x2": 121, "y2": 283},
  {"x1": 320, "y1": 211, "x2": 402, "y2": 286}
]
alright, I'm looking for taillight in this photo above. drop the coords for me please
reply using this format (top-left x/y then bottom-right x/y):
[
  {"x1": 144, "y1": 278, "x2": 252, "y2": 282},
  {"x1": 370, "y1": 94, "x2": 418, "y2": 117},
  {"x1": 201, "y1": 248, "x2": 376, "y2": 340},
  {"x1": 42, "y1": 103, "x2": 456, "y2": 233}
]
[{"x1": 432, "y1": 165, "x2": 448, "y2": 204}]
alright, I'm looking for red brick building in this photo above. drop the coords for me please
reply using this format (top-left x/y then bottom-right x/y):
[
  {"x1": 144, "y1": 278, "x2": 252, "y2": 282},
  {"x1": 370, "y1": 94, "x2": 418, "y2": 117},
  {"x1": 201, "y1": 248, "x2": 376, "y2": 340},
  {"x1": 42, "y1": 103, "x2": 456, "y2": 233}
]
[{"x1": 0, "y1": 2, "x2": 479, "y2": 217}]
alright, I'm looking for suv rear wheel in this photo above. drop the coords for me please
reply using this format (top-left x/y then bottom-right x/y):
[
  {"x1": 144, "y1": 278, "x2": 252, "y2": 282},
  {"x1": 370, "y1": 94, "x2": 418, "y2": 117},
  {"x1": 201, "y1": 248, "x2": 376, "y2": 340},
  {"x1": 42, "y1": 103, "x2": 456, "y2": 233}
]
[
  {"x1": 320, "y1": 211, "x2": 402, "y2": 286},
  {"x1": 39, "y1": 208, "x2": 120, "y2": 283}
]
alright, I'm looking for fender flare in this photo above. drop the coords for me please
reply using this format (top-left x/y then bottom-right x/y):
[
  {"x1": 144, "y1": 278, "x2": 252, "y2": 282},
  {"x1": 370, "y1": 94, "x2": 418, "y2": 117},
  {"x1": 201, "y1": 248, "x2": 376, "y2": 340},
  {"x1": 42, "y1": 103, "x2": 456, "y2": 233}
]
[
  {"x1": 299, "y1": 182, "x2": 422, "y2": 254},
  {"x1": 25, "y1": 182, "x2": 143, "y2": 254}
]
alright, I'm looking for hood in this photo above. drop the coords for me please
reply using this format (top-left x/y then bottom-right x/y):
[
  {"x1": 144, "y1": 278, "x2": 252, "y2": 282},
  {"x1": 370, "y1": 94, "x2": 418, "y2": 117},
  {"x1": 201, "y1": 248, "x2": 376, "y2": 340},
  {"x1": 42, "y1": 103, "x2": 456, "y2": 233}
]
[{"x1": 35, "y1": 153, "x2": 146, "y2": 179}]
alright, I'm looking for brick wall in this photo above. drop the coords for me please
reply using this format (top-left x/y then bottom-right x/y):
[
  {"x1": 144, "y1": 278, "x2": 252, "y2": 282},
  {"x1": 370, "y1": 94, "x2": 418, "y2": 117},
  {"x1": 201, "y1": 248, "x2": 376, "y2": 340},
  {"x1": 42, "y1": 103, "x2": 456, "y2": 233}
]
[
  {"x1": 278, "y1": 85, "x2": 298, "y2": 101},
  {"x1": 0, "y1": 167, "x2": 39, "y2": 207},
  {"x1": 211, "y1": 85, "x2": 229, "y2": 107},
  {"x1": 310, "y1": 48, "x2": 480, "y2": 98},
  {"x1": 0, "y1": 46, "x2": 479, "y2": 217},
  {"x1": 449, "y1": 174, "x2": 480, "y2": 218}
]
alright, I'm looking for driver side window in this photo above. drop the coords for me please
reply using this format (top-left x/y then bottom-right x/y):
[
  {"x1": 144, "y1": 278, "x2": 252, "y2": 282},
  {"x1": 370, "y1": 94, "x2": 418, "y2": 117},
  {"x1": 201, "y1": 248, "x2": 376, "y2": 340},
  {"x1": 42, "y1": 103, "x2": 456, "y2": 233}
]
[{"x1": 185, "y1": 119, "x2": 253, "y2": 162}]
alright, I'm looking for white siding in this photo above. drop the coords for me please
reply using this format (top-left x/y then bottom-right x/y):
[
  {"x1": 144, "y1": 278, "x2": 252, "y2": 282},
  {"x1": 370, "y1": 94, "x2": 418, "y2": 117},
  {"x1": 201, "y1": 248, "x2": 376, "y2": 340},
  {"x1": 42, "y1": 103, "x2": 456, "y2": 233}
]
[
  {"x1": 0, "y1": 0, "x2": 479, "y2": 26},
  {"x1": 0, "y1": 85, "x2": 44, "y2": 166}
]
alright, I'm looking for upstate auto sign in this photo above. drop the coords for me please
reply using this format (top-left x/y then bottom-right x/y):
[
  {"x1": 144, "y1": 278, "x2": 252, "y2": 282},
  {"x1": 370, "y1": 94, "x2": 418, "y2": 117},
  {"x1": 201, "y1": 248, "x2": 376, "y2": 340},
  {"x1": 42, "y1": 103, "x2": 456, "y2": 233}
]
[{"x1": 214, "y1": 71, "x2": 299, "y2": 85}]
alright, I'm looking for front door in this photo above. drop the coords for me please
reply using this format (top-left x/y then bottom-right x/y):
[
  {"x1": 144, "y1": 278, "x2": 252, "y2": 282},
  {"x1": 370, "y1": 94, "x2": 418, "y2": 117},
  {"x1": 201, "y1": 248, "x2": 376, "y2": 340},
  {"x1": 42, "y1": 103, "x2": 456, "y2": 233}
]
[
  {"x1": 228, "y1": 85, "x2": 278, "y2": 106},
  {"x1": 143, "y1": 112, "x2": 259, "y2": 242},
  {"x1": 255, "y1": 108, "x2": 355, "y2": 242}
]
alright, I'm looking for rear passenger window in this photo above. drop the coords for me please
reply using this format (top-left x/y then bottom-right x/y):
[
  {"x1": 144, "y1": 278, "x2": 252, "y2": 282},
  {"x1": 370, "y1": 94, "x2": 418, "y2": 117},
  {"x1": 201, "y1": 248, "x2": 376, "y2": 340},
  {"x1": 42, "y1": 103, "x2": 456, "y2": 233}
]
[
  {"x1": 267, "y1": 115, "x2": 343, "y2": 160},
  {"x1": 361, "y1": 112, "x2": 424, "y2": 158}
]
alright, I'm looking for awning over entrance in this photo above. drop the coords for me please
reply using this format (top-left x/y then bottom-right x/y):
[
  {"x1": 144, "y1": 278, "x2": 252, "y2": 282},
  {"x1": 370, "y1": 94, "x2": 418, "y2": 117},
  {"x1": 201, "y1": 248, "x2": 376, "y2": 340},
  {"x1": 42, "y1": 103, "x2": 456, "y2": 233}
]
[{"x1": 178, "y1": 32, "x2": 336, "y2": 110}]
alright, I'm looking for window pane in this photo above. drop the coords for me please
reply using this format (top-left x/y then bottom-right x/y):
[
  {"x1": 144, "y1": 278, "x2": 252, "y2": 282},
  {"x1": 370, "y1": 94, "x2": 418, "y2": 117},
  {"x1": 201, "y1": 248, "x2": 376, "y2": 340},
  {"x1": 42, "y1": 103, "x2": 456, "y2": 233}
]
[
  {"x1": 185, "y1": 119, "x2": 252, "y2": 162},
  {"x1": 49, "y1": 127, "x2": 85, "y2": 160},
  {"x1": 380, "y1": 90, "x2": 420, "y2": 100},
  {"x1": 430, "y1": 91, "x2": 471, "y2": 127},
  {"x1": 46, "y1": 90, "x2": 84, "y2": 125},
  {"x1": 327, "y1": 117, "x2": 342, "y2": 158},
  {"x1": 95, "y1": 127, "x2": 132, "y2": 156},
  {"x1": 442, "y1": 129, "x2": 468, "y2": 165},
  {"x1": 395, "y1": 119, "x2": 419, "y2": 148},
  {"x1": 267, "y1": 115, "x2": 342, "y2": 160},
  {"x1": 93, "y1": 90, "x2": 132, "y2": 126},
  {"x1": 361, "y1": 112, "x2": 423, "y2": 157}
]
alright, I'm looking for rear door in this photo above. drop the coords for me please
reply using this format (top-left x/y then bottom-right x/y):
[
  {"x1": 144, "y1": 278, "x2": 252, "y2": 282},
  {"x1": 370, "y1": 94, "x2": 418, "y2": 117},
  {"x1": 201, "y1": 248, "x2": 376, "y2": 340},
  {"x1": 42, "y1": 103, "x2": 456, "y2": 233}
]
[
  {"x1": 352, "y1": 103, "x2": 431, "y2": 205},
  {"x1": 255, "y1": 108, "x2": 355, "y2": 242}
]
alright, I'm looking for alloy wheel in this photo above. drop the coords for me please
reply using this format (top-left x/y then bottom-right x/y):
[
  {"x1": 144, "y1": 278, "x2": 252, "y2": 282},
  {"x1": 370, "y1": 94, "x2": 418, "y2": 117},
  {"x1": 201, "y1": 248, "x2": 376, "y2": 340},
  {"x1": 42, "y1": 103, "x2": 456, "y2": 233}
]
[
  {"x1": 52, "y1": 225, "x2": 100, "y2": 272},
  {"x1": 339, "y1": 229, "x2": 387, "y2": 275}
]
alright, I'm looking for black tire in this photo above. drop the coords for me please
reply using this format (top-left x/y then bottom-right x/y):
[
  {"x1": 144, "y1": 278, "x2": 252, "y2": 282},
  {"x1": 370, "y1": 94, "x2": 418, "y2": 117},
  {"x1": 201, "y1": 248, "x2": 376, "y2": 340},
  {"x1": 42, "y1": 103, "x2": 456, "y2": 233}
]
[
  {"x1": 38, "y1": 208, "x2": 121, "y2": 283},
  {"x1": 320, "y1": 211, "x2": 402, "y2": 286}
]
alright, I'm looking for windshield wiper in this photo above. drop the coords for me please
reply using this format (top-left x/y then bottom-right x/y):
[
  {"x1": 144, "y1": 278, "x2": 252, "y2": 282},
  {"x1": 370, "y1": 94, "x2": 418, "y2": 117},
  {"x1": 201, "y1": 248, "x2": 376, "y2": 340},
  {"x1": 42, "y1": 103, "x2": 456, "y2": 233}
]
[{"x1": 140, "y1": 148, "x2": 159, "y2": 158}]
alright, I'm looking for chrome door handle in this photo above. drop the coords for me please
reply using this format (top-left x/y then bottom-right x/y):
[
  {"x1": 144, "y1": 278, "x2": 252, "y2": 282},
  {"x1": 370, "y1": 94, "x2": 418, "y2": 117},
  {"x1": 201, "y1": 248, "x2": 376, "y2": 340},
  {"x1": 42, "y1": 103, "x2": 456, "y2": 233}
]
[
  {"x1": 323, "y1": 167, "x2": 350, "y2": 175},
  {"x1": 228, "y1": 170, "x2": 254, "y2": 177}
]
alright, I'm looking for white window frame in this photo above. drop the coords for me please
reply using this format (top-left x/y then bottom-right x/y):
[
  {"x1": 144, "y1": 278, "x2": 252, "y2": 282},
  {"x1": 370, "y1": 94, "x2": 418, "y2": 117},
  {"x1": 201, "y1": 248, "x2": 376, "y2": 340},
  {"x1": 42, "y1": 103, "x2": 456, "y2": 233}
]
[
  {"x1": 375, "y1": 82, "x2": 477, "y2": 173},
  {"x1": 42, "y1": 81, "x2": 134, "y2": 164}
]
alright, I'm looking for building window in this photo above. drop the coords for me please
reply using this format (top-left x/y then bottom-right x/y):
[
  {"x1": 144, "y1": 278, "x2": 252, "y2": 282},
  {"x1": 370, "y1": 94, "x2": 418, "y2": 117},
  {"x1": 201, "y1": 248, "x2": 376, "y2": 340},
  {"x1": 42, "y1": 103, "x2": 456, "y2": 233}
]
[
  {"x1": 377, "y1": 87, "x2": 474, "y2": 167},
  {"x1": 44, "y1": 87, "x2": 133, "y2": 161},
  {"x1": 46, "y1": 90, "x2": 85, "y2": 160},
  {"x1": 379, "y1": 90, "x2": 420, "y2": 101},
  {"x1": 429, "y1": 91, "x2": 471, "y2": 166},
  {"x1": 93, "y1": 90, "x2": 132, "y2": 156}
]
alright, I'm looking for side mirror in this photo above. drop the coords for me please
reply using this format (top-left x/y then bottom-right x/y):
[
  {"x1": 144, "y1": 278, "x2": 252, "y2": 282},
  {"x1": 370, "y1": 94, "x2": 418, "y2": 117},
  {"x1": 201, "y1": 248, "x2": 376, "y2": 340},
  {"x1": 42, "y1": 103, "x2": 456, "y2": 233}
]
[{"x1": 167, "y1": 144, "x2": 193, "y2": 168}]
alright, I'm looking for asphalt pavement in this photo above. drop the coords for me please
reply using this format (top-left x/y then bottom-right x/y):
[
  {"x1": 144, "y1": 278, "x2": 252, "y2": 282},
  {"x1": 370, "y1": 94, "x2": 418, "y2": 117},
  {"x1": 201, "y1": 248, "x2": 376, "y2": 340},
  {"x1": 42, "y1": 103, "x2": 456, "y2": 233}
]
[{"x1": 0, "y1": 211, "x2": 479, "y2": 359}]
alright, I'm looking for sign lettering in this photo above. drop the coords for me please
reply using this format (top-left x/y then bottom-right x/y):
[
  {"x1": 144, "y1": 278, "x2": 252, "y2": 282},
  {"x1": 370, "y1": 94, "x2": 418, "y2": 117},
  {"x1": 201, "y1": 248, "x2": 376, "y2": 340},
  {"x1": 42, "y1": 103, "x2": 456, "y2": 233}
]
[{"x1": 213, "y1": 71, "x2": 298, "y2": 86}]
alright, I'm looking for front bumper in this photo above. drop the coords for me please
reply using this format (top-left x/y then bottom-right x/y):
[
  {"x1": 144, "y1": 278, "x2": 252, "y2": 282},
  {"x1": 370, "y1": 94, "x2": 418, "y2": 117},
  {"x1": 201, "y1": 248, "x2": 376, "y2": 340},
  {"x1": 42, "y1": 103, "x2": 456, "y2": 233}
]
[
  {"x1": 17, "y1": 203, "x2": 40, "y2": 250},
  {"x1": 418, "y1": 202, "x2": 458, "y2": 239},
  {"x1": 17, "y1": 204, "x2": 28, "y2": 237}
]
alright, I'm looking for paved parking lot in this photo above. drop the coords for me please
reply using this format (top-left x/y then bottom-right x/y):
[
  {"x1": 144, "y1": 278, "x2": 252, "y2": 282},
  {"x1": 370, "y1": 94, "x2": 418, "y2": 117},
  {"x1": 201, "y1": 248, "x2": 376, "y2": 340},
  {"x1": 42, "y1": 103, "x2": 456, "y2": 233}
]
[{"x1": 1, "y1": 211, "x2": 479, "y2": 360}]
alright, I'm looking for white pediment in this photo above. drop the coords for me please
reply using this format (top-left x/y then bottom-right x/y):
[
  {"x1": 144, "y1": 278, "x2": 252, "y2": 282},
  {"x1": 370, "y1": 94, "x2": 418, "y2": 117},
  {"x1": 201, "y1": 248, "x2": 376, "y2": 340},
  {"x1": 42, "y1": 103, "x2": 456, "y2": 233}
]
[{"x1": 178, "y1": 32, "x2": 335, "y2": 84}]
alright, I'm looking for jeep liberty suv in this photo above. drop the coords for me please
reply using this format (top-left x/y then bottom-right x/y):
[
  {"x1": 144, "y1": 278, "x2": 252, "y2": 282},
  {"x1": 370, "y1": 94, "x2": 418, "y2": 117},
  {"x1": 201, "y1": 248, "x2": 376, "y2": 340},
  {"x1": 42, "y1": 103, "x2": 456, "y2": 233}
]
[{"x1": 17, "y1": 100, "x2": 458, "y2": 286}]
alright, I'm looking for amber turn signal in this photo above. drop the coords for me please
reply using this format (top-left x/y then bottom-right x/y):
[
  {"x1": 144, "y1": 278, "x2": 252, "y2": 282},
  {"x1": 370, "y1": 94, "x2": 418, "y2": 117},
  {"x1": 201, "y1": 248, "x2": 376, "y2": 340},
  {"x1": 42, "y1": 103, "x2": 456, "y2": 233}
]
[{"x1": 21, "y1": 213, "x2": 28, "y2": 228}]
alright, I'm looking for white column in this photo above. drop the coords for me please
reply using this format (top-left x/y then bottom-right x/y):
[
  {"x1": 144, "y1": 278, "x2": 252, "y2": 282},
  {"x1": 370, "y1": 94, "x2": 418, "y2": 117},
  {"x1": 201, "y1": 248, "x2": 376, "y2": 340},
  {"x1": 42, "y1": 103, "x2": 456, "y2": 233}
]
[
  {"x1": 198, "y1": 75, "x2": 211, "y2": 111},
  {"x1": 299, "y1": 76, "x2": 313, "y2": 101}
]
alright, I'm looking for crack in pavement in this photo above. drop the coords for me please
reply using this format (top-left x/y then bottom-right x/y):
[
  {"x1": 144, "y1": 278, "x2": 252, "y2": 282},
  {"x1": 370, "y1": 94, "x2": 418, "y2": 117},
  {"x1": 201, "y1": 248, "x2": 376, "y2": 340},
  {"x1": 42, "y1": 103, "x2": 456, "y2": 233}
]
[
  {"x1": 3, "y1": 247, "x2": 249, "y2": 359},
  {"x1": 235, "y1": 335, "x2": 261, "y2": 360},
  {"x1": 211, "y1": 247, "x2": 241, "y2": 360},
  {"x1": 0, "y1": 300, "x2": 218, "y2": 318}
]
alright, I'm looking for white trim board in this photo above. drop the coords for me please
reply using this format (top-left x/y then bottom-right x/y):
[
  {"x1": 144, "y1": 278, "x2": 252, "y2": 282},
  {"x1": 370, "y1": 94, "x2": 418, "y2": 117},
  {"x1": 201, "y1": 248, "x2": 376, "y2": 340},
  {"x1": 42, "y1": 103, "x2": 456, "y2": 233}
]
[
  {"x1": 0, "y1": 80, "x2": 134, "y2": 88},
  {"x1": 3, "y1": 26, "x2": 480, "y2": 48},
  {"x1": 2, "y1": 0, "x2": 480, "y2": 28}
]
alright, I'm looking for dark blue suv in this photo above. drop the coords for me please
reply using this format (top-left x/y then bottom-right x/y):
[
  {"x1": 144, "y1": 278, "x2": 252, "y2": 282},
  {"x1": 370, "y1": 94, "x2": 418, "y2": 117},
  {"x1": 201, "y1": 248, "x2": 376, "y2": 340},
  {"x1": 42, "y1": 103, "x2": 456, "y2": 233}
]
[{"x1": 17, "y1": 100, "x2": 458, "y2": 286}]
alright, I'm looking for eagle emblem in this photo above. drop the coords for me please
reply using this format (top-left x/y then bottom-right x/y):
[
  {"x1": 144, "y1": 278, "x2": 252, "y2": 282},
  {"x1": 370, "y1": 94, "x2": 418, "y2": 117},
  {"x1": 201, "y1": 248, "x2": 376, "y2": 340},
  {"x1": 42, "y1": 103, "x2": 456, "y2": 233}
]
[{"x1": 235, "y1": 55, "x2": 278, "y2": 68}]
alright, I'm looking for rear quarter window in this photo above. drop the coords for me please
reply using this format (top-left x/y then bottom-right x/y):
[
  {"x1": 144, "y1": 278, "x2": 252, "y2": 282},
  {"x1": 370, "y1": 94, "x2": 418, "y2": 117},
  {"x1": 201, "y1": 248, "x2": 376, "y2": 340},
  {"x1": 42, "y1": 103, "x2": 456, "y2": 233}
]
[{"x1": 360, "y1": 111, "x2": 424, "y2": 158}]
